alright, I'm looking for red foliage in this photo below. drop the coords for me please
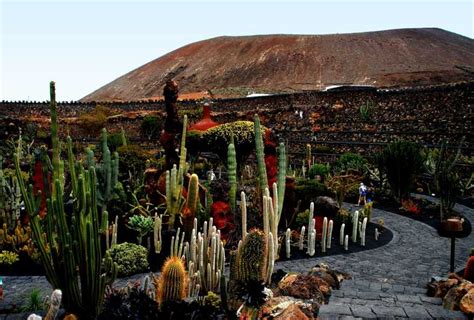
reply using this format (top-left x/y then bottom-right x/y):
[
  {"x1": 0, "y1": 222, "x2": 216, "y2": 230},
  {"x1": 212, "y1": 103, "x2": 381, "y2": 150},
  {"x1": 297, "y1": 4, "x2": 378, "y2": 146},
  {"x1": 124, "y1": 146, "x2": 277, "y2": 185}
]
[
  {"x1": 264, "y1": 129, "x2": 278, "y2": 188},
  {"x1": 464, "y1": 256, "x2": 474, "y2": 282},
  {"x1": 210, "y1": 201, "x2": 235, "y2": 241},
  {"x1": 400, "y1": 198, "x2": 421, "y2": 216},
  {"x1": 32, "y1": 160, "x2": 47, "y2": 220}
]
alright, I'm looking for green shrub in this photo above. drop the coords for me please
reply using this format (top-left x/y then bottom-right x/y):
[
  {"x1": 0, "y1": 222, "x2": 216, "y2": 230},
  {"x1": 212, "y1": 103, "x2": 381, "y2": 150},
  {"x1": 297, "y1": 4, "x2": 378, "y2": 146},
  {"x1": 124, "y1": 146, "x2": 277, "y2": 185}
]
[
  {"x1": 294, "y1": 179, "x2": 330, "y2": 209},
  {"x1": 21, "y1": 289, "x2": 45, "y2": 312},
  {"x1": 110, "y1": 242, "x2": 149, "y2": 277},
  {"x1": 377, "y1": 141, "x2": 424, "y2": 201},
  {"x1": 334, "y1": 153, "x2": 368, "y2": 175},
  {"x1": 141, "y1": 116, "x2": 162, "y2": 140},
  {"x1": 308, "y1": 163, "x2": 330, "y2": 180}
]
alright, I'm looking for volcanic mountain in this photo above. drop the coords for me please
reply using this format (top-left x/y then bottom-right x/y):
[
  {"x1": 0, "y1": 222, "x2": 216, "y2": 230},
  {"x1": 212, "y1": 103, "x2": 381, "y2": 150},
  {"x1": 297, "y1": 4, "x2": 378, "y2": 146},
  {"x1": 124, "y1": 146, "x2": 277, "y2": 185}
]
[{"x1": 82, "y1": 28, "x2": 474, "y2": 101}]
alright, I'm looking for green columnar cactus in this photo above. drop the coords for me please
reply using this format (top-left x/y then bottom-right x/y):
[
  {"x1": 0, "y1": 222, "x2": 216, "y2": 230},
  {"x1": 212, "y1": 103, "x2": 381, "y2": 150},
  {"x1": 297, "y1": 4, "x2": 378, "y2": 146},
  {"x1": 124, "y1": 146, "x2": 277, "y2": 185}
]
[
  {"x1": 0, "y1": 158, "x2": 21, "y2": 226},
  {"x1": 14, "y1": 82, "x2": 117, "y2": 319},
  {"x1": 165, "y1": 115, "x2": 188, "y2": 230},
  {"x1": 277, "y1": 143, "x2": 286, "y2": 222},
  {"x1": 253, "y1": 115, "x2": 268, "y2": 192},
  {"x1": 227, "y1": 142, "x2": 237, "y2": 212},
  {"x1": 183, "y1": 174, "x2": 199, "y2": 236},
  {"x1": 237, "y1": 229, "x2": 268, "y2": 284},
  {"x1": 156, "y1": 256, "x2": 187, "y2": 304},
  {"x1": 95, "y1": 128, "x2": 119, "y2": 212}
]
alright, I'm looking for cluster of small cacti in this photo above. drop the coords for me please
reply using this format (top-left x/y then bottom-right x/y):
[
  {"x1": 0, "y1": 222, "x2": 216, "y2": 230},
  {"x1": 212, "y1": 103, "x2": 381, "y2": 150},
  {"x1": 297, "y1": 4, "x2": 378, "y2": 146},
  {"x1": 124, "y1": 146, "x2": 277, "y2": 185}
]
[
  {"x1": 0, "y1": 159, "x2": 21, "y2": 227},
  {"x1": 186, "y1": 218, "x2": 226, "y2": 295},
  {"x1": 27, "y1": 289, "x2": 62, "y2": 320}
]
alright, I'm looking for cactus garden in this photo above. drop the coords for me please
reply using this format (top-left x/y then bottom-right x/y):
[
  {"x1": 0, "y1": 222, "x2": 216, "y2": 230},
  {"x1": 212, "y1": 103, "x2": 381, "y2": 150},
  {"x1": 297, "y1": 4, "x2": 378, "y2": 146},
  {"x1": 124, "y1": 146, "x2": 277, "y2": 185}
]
[{"x1": 0, "y1": 79, "x2": 472, "y2": 319}]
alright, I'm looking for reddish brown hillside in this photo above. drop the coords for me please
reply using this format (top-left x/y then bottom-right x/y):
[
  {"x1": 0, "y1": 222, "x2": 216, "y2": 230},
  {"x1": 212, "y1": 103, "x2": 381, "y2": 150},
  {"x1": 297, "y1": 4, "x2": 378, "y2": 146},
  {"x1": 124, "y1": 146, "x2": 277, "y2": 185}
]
[{"x1": 82, "y1": 28, "x2": 474, "y2": 101}]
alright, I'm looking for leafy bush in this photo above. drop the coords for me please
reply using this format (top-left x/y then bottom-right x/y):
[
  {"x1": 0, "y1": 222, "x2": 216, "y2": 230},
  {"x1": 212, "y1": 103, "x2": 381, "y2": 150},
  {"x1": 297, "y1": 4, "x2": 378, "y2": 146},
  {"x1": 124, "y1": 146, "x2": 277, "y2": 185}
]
[
  {"x1": 294, "y1": 179, "x2": 330, "y2": 209},
  {"x1": 141, "y1": 116, "x2": 162, "y2": 140},
  {"x1": 77, "y1": 105, "x2": 115, "y2": 135},
  {"x1": 376, "y1": 141, "x2": 424, "y2": 201},
  {"x1": 308, "y1": 163, "x2": 330, "y2": 180},
  {"x1": 110, "y1": 242, "x2": 149, "y2": 277},
  {"x1": 334, "y1": 153, "x2": 368, "y2": 175}
]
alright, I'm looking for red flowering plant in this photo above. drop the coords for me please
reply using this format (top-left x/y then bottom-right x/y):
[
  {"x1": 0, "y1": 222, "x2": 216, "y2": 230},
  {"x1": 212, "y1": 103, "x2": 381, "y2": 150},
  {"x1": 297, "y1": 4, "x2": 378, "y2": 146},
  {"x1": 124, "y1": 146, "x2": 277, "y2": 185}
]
[{"x1": 400, "y1": 198, "x2": 422, "y2": 216}]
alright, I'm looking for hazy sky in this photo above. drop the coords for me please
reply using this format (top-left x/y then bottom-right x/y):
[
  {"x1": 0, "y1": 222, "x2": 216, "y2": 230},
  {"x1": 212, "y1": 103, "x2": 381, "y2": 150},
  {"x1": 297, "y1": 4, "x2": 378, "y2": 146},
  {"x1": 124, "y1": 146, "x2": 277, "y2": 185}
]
[{"x1": 1, "y1": 0, "x2": 472, "y2": 101}]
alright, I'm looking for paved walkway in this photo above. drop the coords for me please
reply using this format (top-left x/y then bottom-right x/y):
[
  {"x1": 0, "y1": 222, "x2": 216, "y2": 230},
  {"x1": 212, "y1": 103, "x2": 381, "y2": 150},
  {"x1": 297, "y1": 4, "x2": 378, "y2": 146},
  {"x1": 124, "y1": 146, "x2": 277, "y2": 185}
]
[
  {"x1": 276, "y1": 197, "x2": 474, "y2": 319},
  {"x1": 1, "y1": 196, "x2": 473, "y2": 319}
]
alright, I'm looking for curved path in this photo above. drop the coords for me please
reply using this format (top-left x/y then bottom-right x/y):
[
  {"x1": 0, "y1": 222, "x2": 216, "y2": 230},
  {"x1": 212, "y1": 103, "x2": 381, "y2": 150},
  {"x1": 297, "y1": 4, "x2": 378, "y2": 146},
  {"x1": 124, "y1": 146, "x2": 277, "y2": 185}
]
[{"x1": 1, "y1": 197, "x2": 473, "y2": 318}]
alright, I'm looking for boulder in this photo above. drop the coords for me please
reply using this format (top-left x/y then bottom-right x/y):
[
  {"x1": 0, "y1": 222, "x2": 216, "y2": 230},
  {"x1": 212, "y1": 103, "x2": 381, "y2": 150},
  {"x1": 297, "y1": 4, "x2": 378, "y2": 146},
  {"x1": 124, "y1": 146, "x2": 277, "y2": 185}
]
[
  {"x1": 460, "y1": 288, "x2": 474, "y2": 315},
  {"x1": 443, "y1": 281, "x2": 474, "y2": 310},
  {"x1": 260, "y1": 296, "x2": 315, "y2": 320},
  {"x1": 314, "y1": 196, "x2": 340, "y2": 218},
  {"x1": 427, "y1": 278, "x2": 459, "y2": 298},
  {"x1": 278, "y1": 274, "x2": 330, "y2": 300},
  {"x1": 309, "y1": 264, "x2": 351, "y2": 289}
]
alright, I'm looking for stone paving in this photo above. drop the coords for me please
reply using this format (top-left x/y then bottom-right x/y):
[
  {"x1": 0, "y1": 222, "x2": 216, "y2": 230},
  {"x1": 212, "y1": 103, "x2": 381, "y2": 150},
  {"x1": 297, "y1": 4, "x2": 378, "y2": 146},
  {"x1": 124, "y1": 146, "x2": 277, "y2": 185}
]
[
  {"x1": 1, "y1": 196, "x2": 473, "y2": 319},
  {"x1": 276, "y1": 197, "x2": 474, "y2": 319}
]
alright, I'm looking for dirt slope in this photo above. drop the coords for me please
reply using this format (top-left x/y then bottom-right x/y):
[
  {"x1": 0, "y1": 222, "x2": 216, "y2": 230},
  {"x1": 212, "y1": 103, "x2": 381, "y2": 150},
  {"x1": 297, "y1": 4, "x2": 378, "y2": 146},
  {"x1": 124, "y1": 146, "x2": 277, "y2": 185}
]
[{"x1": 82, "y1": 28, "x2": 474, "y2": 101}]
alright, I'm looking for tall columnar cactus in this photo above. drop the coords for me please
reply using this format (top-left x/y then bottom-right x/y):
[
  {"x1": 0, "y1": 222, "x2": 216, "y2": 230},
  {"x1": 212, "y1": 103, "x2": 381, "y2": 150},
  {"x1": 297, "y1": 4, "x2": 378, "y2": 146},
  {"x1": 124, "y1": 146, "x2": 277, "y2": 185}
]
[
  {"x1": 154, "y1": 214, "x2": 162, "y2": 254},
  {"x1": 14, "y1": 82, "x2": 117, "y2": 319},
  {"x1": 241, "y1": 191, "x2": 247, "y2": 240},
  {"x1": 327, "y1": 220, "x2": 333, "y2": 249},
  {"x1": 352, "y1": 210, "x2": 359, "y2": 243},
  {"x1": 299, "y1": 226, "x2": 305, "y2": 250},
  {"x1": 165, "y1": 115, "x2": 188, "y2": 230},
  {"x1": 306, "y1": 143, "x2": 312, "y2": 168},
  {"x1": 321, "y1": 217, "x2": 328, "y2": 253},
  {"x1": 277, "y1": 143, "x2": 286, "y2": 222},
  {"x1": 340, "y1": 223, "x2": 345, "y2": 245},
  {"x1": 254, "y1": 115, "x2": 268, "y2": 192},
  {"x1": 237, "y1": 229, "x2": 268, "y2": 284},
  {"x1": 156, "y1": 256, "x2": 188, "y2": 304},
  {"x1": 360, "y1": 217, "x2": 368, "y2": 246},
  {"x1": 285, "y1": 228, "x2": 291, "y2": 259},
  {"x1": 227, "y1": 142, "x2": 237, "y2": 212},
  {"x1": 183, "y1": 173, "x2": 199, "y2": 235},
  {"x1": 95, "y1": 129, "x2": 120, "y2": 213}
]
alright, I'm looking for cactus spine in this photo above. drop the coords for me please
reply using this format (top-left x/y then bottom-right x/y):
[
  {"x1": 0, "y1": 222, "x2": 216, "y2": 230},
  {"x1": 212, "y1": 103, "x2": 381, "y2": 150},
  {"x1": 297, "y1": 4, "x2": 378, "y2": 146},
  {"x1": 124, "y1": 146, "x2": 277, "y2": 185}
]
[
  {"x1": 228, "y1": 142, "x2": 237, "y2": 212},
  {"x1": 156, "y1": 256, "x2": 187, "y2": 304},
  {"x1": 321, "y1": 217, "x2": 328, "y2": 253},
  {"x1": 327, "y1": 220, "x2": 333, "y2": 249},
  {"x1": 14, "y1": 82, "x2": 117, "y2": 319}
]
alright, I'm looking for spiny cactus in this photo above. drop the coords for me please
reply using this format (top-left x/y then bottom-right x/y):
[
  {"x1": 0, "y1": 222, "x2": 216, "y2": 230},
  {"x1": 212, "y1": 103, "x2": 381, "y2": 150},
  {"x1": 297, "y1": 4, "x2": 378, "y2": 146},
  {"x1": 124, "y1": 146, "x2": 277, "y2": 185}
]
[
  {"x1": 183, "y1": 173, "x2": 199, "y2": 235},
  {"x1": 94, "y1": 128, "x2": 120, "y2": 213},
  {"x1": 227, "y1": 142, "x2": 237, "y2": 212},
  {"x1": 237, "y1": 229, "x2": 268, "y2": 284},
  {"x1": 14, "y1": 82, "x2": 117, "y2": 319},
  {"x1": 156, "y1": 256, "x2": 187, "y2": 304},
  {"x1": 254, "y1": 115, "x2": 268, "y2": 192}
]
